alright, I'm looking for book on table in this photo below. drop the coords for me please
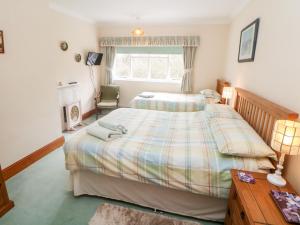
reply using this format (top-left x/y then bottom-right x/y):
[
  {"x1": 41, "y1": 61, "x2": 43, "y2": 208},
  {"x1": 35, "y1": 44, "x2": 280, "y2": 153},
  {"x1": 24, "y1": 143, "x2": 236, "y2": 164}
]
[{"x1": 270, "y1": 190, "x2": 300, "y2": 224}]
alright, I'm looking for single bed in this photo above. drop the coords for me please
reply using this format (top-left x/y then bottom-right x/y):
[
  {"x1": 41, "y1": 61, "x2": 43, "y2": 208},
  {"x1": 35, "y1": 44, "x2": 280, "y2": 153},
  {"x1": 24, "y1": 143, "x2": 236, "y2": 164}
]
[
  {"x1": 63, "y1": 88, "x2": 298, "y2": 222},
  {"x1": 129, "y1": 79, "x2": 230, "y2": 112}
]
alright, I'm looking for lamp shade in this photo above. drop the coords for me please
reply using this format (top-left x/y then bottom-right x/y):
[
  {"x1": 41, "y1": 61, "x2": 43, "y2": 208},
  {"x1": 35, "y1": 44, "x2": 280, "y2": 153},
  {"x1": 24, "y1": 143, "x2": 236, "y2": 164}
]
[
  {"x1": 222, "y1": 87, "x2": 234, "y2": 99},
  {"x1": 271, "y1": 120, "x2": 300, "y2": 155}
]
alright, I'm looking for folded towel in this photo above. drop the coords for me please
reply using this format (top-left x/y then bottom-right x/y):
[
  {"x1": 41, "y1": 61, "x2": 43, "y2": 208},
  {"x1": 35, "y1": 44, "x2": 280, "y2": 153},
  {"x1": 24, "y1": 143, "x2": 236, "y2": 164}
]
[
  {"x1": 87, "y1": 126, "x2": 122, "y2": 141},
  {"x1": 98, "y1": 120, "x2": 128, "y2": 134},
  {"x1": 138, "y1": 94, "x2": 154, "y2": 98}
]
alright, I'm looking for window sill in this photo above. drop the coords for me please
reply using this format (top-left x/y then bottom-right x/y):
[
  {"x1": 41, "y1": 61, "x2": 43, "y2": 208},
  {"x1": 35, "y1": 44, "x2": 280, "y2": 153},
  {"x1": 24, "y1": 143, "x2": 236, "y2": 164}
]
[{"x1": 112, "y1": 78, "x2": 181, "y2": 84}]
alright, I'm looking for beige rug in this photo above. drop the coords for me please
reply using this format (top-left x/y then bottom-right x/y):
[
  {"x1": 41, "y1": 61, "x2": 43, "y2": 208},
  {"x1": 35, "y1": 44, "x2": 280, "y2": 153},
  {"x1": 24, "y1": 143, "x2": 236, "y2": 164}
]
[{"x1": 89, "y1": 204, "x2": 202, "y2": 225}]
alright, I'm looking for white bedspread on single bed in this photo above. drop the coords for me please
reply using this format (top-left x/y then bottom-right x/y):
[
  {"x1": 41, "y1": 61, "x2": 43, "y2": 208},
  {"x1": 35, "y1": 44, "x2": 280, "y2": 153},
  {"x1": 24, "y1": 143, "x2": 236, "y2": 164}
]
[{"x1": 130, "y1": 92, "x2": 207, "y2": 112}]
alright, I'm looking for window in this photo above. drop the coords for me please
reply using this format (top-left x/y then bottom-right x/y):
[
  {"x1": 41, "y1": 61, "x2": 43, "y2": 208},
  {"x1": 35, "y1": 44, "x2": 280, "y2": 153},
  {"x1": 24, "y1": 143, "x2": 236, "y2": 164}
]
[{"x1": 113, "y1": 47, "x2": 184, "y2": 82}]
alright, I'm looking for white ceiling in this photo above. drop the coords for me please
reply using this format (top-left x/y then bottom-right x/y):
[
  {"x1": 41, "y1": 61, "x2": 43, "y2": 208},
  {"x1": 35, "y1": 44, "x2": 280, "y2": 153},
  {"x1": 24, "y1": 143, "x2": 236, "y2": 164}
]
[{"x1": 49, "y1": 0, "x2": 250, "y2": 25}]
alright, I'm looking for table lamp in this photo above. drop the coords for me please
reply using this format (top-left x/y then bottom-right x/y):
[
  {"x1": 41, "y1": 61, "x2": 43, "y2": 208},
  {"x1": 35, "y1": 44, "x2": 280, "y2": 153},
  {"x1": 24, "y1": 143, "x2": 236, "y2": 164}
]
[
  {"x1": 222, "y1": 87, "x2": 234, "y2": 105},
  {"x1": 268, "y1": 120, "x2": 300, "y2": 187}
]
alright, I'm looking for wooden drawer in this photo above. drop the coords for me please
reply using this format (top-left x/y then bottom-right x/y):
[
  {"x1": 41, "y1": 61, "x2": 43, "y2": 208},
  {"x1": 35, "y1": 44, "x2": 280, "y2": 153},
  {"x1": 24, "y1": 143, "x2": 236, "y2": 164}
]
[
  {"x1": 225, "y1": 183, "x2": 250, "y2": 225},
  {"x1": 224, "y1": 208, "x2": 232, "y2": 225},
  {"x1": 232, "y1": 198, "x2": 249, "y2": 225},
  {"x1": 225, "y1": 183, "x2": 237, "y2": 225}
]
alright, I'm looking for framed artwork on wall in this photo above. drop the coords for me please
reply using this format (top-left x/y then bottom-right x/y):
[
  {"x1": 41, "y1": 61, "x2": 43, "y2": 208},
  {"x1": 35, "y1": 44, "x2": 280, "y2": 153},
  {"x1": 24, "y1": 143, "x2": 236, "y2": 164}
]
[
  {"x1": 0, "y1": 31, "x2": 4, "y2": 53},
  {"x1": 238, "y1": 18, "x2": 260, "y2": 62}
]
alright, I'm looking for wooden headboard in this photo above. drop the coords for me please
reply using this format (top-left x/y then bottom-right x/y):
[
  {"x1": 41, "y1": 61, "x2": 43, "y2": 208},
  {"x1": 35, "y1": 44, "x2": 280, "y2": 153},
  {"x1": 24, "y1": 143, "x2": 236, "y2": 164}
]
[
  {"x1": 216, "y1": 79, "x2": 230, "y2": 104},
  {"x1": 235, "y1": 88, "x2": 298, "y2": 145},
  {"x1": 216, "y1": 79, "x2": 230, "y2": 95}
]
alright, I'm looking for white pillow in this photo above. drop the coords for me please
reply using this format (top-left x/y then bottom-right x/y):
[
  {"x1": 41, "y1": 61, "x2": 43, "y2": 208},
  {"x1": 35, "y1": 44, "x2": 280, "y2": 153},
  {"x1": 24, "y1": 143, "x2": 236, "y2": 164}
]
[
  {"x1": 199, "y1": 89, "x2": 221, "y2": 101},
  {"x1": 205, "y1": 104, "x2": 243, "y2": 120},
  {"x1": 256, "y1": 158, "x2": 275, "y2": 170},
  {"x1": 206, "y1": 97, "x2": 221, "y2": 104},
  {"x1": 210, "y1": 118, "x2": 277, "y2": 160}
]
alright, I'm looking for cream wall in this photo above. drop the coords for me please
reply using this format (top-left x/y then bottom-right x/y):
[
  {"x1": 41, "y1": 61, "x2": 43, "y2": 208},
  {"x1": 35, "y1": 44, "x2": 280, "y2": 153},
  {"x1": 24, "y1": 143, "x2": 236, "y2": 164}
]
[
  {"x1": 0, "y1": 0, "x2": 99, "y2": 168},
  {"x1": 224, "y1": 0, "x2": 300, "y2": 192},
  {"x1": 97, "y1": 25, "x2": 229, "y2": 107}
]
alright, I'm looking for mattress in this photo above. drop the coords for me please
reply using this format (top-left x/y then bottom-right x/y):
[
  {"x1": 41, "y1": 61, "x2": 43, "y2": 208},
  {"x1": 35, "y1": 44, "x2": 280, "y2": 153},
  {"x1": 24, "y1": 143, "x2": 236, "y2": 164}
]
[
  {"x1": 71, "y1": 170, "x2": 228, "y2": 222},
  {"x1": 130, "y1": 92, "x2": 208, "y2": 112},
  {"x1": 64, "y1": 108, "x2": 270, "y2": 199}
]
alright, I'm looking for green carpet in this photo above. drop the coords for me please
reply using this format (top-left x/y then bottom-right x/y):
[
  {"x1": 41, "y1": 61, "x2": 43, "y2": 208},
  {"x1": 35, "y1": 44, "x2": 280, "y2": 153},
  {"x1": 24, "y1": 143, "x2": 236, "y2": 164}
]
[{"x1": 1, "y1": 115, "x2": 223, "y2": 225}]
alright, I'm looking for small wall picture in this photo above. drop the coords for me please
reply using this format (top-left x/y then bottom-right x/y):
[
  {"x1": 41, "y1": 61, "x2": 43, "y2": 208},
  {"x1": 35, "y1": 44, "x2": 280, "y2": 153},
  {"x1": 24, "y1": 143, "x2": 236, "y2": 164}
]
[
  {"x1": 60, "y1": 41, "x2": 68, "y2": 51},
  {"x1": 0, "y1": 31, "x2": 4, "y2": 53},
  {"x1": 238, "y1": 18, "x2": 260, "y2": 62},
  {"x1": 75, "y1": 54, "x2": 82, "y2": 62}
]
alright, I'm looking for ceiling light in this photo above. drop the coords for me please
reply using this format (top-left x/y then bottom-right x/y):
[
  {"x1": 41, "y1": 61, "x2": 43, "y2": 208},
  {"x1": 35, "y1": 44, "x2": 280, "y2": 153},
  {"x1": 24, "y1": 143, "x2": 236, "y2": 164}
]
[
  {"x1": 131, "y1": 17, "x2": 144, "y2": 37},
  {"x1": 131, "y1": 27, "x2": 144, "y2": 37}
]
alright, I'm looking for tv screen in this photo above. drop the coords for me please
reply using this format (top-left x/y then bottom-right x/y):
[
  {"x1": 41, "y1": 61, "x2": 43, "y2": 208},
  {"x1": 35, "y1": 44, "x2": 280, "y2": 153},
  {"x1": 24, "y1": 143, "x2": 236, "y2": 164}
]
[{"x1": 86, "y1": 52, "x2": 103, "y2": 66}]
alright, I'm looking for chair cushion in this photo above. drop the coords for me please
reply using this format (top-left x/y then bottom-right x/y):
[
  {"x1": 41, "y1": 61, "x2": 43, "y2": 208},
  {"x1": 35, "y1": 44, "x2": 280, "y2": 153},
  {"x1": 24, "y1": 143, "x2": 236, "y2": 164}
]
[
  {"x1": 97, "y1": 100, "x2": 118, "y2": 108},
  {"x1": 101, "y1": 85, "x2": 120, "y2": 100}
]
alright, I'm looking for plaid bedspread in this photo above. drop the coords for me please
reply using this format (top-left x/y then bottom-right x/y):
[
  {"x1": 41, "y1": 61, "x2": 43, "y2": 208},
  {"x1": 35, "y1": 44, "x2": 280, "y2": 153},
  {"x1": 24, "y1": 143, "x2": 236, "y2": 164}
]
[
  {"x1": 130, "y1": 92, "x2": 207, "y2": 112},
  {"x1": 64, "y1": 108, "x2": 269, "y2": 199}
]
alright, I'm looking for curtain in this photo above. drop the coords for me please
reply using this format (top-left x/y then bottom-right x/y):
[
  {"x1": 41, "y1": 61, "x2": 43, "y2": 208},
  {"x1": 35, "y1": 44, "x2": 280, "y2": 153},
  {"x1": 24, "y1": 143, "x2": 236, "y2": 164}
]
[
  {"x1": 105, "y1": 46, "x2": 116, "y2": 85},
  {"x1": 181, "y1": 46, "x2": 197, "y2": 93},
  {"x1": 99, "y1": 36, "x2": 200, "y2": 47}
]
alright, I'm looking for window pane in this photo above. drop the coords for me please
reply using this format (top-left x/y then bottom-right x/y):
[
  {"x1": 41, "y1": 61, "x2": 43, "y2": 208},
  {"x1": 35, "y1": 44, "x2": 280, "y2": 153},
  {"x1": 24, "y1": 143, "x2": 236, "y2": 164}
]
[
  {"x1": 169, "y1": 55, "x2": 184, "y2": 80},
  {"x1": 114, "y1": 54, "x2": 130, "y2": 78},
  {"x1": 132, "y1": 55, "x2": 148, "y2": 79},
  {"x1": 150, "y1": 56, "x2": 168, "y2": 79},
  {"x1": 113, "y1": 50, "x2": 184, "y2": 82}
]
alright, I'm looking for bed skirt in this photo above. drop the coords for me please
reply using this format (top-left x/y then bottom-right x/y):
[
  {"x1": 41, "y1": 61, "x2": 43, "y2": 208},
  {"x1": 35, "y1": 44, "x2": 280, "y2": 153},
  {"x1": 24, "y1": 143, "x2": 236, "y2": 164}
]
[{"x1": 70, "y1": 170, "x2": 227, "y2": 222}]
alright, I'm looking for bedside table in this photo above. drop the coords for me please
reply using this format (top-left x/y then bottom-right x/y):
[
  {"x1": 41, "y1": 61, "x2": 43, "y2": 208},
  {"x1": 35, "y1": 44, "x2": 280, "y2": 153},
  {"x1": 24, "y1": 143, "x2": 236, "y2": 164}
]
[
  {"x1": 0, "y1": 165, "x2": 14, "y2": 217},
  {"x1": 225, "y1": 169, "x2": 297, "y2": 225}
]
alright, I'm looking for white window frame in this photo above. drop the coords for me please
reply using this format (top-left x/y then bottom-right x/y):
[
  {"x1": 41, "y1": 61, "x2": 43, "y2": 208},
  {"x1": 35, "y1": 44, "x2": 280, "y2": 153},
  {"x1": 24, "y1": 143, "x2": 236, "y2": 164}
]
[{"x1": 113, "y1": 52, "x2": 183, "y2": 83}]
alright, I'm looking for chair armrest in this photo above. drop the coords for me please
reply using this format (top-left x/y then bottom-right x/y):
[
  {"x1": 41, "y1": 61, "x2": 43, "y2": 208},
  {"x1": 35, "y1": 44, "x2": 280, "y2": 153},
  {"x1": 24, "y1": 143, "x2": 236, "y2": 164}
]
[
  {"x1": 116, "y1": 92, "x2": 120, "y2": 106},
  {"x1": 94, "y1": 94, "x2": 101, "y2": 105}
]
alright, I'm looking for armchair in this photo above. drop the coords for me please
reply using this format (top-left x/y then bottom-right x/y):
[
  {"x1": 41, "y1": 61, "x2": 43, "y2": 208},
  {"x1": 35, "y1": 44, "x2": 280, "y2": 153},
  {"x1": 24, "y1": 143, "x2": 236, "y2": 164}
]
[{"x1": 95, "y1": 85, "x2": 120, "y2": 119}]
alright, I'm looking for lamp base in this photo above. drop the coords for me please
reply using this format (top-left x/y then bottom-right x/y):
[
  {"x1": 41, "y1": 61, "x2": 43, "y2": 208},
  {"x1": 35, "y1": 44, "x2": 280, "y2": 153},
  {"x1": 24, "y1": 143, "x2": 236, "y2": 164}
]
[{"x1": 267, "y1": 173, "x2": 286, "y2": 187}]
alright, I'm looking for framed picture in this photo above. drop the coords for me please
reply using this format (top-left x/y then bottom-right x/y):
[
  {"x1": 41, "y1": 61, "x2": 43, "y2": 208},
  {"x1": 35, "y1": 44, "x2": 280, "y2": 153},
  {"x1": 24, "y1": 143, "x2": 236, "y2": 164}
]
[
  {"x1": 238, "y1": 18, "x2": 260, "y2": 62},
  {"x1": 0, "y1": 31, "x2": 4, "y2": 53}
]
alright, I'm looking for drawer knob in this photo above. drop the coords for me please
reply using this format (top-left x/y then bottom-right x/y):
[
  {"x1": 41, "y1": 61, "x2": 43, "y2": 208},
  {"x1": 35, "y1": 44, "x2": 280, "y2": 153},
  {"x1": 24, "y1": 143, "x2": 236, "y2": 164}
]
[
  {"x1": 227, "y1": 208, "x2": 231, "y2": 216},
  {"x1": 240, "y1": 211, "x2": 245, "y2": 220}
]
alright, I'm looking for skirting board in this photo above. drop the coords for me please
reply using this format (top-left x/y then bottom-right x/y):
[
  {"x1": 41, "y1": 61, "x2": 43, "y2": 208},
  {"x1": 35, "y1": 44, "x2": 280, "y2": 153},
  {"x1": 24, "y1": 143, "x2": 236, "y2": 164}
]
[
  {"x1": 82, "y1": 109, "x2": 96, "y2": 120},
  {"x1": 2, "y1": 136, "x2": 65, "y2": 180}
]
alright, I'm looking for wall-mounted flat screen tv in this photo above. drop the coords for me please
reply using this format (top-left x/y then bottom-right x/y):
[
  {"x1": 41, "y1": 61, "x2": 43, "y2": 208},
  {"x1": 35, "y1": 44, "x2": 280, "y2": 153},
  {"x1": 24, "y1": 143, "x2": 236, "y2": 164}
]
[{"x1": 86, "y1": 52, "x2": 103, "y2": 66}]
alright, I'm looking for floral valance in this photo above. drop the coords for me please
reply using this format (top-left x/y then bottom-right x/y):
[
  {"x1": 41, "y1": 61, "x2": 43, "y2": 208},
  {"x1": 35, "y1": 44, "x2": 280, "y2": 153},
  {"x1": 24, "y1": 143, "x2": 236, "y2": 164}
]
[{"x1": 99, "y1": 36, "x2": 200, "y2": 47}]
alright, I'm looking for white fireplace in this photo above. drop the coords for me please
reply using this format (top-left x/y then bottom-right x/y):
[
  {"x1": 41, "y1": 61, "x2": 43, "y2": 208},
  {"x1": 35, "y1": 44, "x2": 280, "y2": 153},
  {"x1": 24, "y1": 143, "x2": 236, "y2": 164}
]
[{"x1": 57, "y1": 83, "x2": 82, "y2": 131}]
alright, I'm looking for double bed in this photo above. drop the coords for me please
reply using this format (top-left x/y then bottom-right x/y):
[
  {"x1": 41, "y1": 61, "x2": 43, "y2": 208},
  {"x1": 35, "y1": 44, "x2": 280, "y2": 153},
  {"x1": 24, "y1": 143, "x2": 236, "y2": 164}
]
[
  {"x1": 63, "y1": 88, "x2": 298, "y2": 222},
  {"x1": 130, "y1": 79, "x2": 230, "y2": 112}
]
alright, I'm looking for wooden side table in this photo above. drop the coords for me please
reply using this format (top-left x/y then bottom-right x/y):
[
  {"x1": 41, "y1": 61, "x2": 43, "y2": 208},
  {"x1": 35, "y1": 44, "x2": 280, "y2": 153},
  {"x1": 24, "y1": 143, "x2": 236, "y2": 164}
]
[
  {"x1": 225, "y1": 169, "x2": 297, "y2": 225},
  {"x1": 0, "y1": 165, "x2": 14, "y2": 217}
]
